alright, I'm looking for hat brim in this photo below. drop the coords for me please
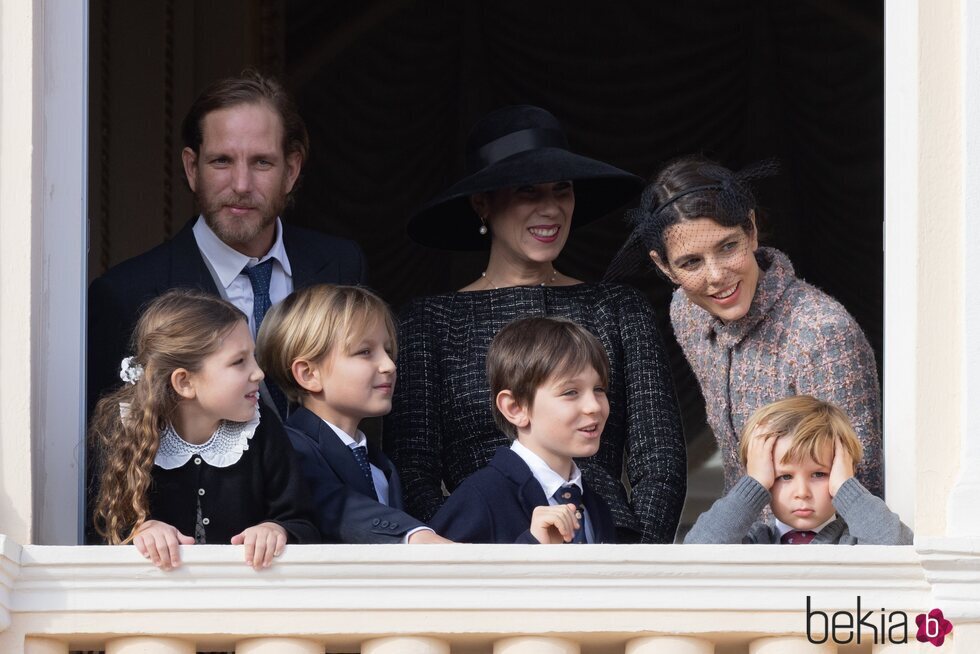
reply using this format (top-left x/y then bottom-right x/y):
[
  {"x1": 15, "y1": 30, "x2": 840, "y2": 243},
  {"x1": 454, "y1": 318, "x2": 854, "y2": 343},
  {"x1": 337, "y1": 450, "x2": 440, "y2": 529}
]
[{"x1": 407, "y1": 148, "x2": 644, "y2": 251}]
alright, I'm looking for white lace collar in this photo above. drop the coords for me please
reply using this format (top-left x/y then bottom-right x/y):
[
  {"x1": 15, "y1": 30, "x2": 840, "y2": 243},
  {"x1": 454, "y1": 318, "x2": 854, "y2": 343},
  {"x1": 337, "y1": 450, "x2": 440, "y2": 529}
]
[{"x1": 155, "y1": 408, "x2": 260, "y2": 470}]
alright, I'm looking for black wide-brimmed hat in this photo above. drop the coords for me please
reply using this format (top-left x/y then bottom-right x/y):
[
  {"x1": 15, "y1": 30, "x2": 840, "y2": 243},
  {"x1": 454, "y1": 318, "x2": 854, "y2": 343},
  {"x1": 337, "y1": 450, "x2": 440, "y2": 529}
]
[{"x1": 407, "y1": 105, "x2": 645, "y2": 250}]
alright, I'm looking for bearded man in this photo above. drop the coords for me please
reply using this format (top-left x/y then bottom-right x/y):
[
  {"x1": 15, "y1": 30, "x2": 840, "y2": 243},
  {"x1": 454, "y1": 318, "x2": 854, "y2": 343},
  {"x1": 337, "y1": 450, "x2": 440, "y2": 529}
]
[{"x1": 87, "y1": 71, "x2": 366, "y2": 417}]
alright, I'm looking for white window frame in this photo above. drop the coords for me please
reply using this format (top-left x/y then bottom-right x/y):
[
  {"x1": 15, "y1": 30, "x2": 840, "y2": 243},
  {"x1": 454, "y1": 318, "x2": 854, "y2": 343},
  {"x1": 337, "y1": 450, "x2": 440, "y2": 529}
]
[
  {"x1": 35, "y1": 0, "x2": 89, "y2": 545},
  {"x1": 35, "y1": 0, "x2": 929, "y2": 543}
]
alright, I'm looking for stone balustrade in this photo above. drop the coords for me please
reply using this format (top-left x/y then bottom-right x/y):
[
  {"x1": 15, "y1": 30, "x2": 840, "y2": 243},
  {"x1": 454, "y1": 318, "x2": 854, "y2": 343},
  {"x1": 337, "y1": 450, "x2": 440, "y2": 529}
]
[{"x1": 1, "y1": 536, "x2": 976, "y2": 653}]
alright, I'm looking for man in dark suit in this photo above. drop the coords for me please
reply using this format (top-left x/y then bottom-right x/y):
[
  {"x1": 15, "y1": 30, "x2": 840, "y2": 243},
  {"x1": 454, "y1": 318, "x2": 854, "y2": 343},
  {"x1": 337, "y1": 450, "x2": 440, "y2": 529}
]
[{"x1": 87, "y1": 71, "x2": 366, "y2": 413}]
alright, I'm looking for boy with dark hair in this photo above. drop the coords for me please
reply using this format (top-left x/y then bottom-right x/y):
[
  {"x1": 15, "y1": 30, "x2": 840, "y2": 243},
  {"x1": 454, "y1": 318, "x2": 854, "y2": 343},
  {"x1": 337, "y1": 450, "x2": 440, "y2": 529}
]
[{"x1": 431, "y1": 317, "x2": 617, "y2": 544}]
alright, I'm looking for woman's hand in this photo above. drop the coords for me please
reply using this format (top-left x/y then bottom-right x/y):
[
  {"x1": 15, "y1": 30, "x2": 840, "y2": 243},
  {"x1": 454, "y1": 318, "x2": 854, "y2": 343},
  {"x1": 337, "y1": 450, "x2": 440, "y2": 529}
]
[
  {"x1": 231, "y1": 521, "x2": 288, "y2": 570},
  {"x1": 530, "y1": 504, "x2": 581, "y2": 544},
  {"x1": 133, "y1": 520, "x2": 194, "y2": 570},
  {"x1": 745, "y1": 427, "x2": 778, "y2": 490}
]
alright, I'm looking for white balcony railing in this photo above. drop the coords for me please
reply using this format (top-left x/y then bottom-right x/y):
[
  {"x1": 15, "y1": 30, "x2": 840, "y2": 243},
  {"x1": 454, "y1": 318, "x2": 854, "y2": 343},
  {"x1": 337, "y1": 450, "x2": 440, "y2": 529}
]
[{"x1": 1, "y1": 535, "x2": 977, "y2": 653}]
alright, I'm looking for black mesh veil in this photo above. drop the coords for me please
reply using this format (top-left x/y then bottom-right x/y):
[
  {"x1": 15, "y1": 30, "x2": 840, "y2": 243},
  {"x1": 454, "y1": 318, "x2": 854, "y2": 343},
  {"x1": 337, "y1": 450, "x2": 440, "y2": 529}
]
[{"x1": 605, "y1": 159, "x2": 779, "y2": 282}]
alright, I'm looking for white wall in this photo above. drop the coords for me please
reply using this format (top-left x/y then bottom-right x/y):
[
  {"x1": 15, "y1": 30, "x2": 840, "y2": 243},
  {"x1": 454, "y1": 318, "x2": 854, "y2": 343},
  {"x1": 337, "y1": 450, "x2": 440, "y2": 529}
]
[
  {"x1": 0, "y1": 0, "x2": 38, "y2": 546},
  {"x1": 884, "y1": 0, "x2": 965, "y2": 536},
  {"x1": 0, "y1": 0, "x2": 88, "y2": 546}
]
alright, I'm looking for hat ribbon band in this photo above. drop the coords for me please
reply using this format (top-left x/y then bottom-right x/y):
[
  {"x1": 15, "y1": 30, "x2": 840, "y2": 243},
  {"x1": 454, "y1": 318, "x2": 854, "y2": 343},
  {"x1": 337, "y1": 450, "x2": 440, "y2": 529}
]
[{"x1": 467, "y1": 127, "x2": 569, "y2": 173}]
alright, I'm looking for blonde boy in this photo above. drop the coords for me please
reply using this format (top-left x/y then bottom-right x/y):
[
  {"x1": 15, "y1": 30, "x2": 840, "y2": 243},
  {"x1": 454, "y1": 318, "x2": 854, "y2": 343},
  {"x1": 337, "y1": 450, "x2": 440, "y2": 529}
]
[
  {"x1": 257, "y1": 284, "x2": 448, "y2": 544},
  {"x1": 430, "y1": 317, "x2": 618, "y2": 544},
  {"x1": 685, "y1": 395, "x2": 911, "y2": 545}
]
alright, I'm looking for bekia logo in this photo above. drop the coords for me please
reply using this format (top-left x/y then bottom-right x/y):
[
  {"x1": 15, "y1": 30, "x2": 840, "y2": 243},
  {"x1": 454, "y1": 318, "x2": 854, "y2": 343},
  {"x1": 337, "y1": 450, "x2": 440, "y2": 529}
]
[
  {"x1": 806, "y1": 597, "x2": 954, "y2": 646},
  {"x1": 916, "y1": 608, "x2": 953, "y2": 647}
]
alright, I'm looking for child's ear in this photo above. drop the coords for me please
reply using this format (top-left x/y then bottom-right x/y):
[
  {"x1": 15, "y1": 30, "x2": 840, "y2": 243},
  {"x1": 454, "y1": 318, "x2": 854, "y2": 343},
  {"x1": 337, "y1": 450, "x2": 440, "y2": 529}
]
[
  {"x1": 291, "y1": 359, "x2": 323, "y2": 393},
  {"x1": 496, "y1": 390, "x2": 530, "y2": 429},
  {"x1": 170, "y1": 368, "x2": 196, "y2": 400},
  {"x1": 648, "y1": 250, "x2": 677, "y2": 284}
]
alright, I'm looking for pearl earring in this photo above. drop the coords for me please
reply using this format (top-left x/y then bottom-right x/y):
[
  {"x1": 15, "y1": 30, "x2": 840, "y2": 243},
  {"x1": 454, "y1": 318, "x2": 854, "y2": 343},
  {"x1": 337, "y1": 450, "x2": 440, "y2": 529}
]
[{"x1": 479, "y1": 217, "x2": 488, "y2": 235}]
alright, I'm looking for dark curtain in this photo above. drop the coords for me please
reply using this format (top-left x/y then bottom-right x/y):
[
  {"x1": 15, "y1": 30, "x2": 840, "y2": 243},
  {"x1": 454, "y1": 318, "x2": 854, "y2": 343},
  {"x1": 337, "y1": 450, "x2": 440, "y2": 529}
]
[{"x1": 282, "y1": 0, "x2": 884, "y2": 456}]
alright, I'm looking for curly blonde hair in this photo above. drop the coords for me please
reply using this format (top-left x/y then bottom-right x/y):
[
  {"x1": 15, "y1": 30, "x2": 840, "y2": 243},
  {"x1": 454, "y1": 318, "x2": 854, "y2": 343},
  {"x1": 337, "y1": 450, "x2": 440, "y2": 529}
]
[{"x1": 89, "y1": 289, "x2": 245, "y2": 544}]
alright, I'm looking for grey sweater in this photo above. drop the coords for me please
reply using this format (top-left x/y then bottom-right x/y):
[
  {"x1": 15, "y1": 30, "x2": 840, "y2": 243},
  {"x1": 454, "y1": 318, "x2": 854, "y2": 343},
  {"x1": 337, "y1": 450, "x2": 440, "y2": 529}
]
[{"x1": 684, "y1": 476, "x2": 913, "y2": 545}]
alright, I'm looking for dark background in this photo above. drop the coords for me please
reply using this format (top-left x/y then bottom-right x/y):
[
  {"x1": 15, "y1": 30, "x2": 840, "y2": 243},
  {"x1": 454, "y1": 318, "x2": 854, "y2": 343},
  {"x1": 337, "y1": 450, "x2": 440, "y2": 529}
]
[
  {"x1": 284, "y1": 0, "x2": 884, "y2": 458},
  {"x1": 89, "y1": 0, "x2": 884, "y2": 462}
]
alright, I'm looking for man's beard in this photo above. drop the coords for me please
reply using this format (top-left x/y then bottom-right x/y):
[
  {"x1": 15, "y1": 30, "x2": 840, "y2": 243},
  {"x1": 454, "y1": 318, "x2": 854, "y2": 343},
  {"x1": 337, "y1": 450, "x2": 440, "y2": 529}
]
[{"x1": 200, "y1": 191, "x2": 284, "y2": 249}]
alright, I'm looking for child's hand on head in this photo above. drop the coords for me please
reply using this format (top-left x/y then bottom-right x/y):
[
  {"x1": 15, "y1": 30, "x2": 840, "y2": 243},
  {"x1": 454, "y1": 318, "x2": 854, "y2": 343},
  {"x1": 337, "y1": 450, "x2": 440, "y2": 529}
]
[
  {"x1": 829, "y1": 436, "x2": 855, "y2": 497},
  {"x1": 231, "y1": 521, "x2": 288, "y2": 570},
  {"x1": 745, "y1": 426, "x2": 778, "y2": 490},
  {"x1": 133, "y1": 520, "x2": 195, "y2": 570},
  {"x1": 530, "y1": 504, "x2": 581, "y2": 544}
]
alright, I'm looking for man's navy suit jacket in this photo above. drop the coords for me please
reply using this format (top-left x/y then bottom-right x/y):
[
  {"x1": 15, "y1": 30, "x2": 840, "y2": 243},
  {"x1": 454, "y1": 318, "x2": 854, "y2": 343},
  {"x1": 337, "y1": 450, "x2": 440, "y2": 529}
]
[
  {"x1": 285, "y1": 406, "x2": 427, "y2": 544},
  {"x1": 430, "y1": 446, "x2": 618, "y2": 544},
  {"x1": 87, "y1": 218, "x2": 366, "y2": 411}
]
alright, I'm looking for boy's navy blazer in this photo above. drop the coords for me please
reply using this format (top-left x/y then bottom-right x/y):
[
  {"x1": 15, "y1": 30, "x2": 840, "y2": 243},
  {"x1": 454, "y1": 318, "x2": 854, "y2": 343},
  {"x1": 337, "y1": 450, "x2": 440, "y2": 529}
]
[
  {"x1": 87, "y1": 218, "x2": 366, "y2": 413},
  {"x1": 430, "y1": 446, "x2": 617, "y2": 544},
  {"x1": 284, "y1": 406, "x2": 426, "y2": 543}
]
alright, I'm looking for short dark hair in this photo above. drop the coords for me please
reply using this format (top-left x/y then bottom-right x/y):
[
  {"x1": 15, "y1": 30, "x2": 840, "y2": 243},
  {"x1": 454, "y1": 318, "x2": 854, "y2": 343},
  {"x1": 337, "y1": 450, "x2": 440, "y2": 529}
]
[
  {"x1": 487, "y1": 317, "x2": 611, "y2": 438},
  {"x1": 180, "y1": 69, "x2": 309, "y2": 165}
]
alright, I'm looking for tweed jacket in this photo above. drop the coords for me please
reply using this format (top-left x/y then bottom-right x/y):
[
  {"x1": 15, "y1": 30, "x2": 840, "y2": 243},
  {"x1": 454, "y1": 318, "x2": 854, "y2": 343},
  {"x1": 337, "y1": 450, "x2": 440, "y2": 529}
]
[
  {"x1": 671, "y1": 248, "x2": 883, "y2": 498},
  {"x1": 384, "y1": 282, "x2": 686, "y2": 544},
  {"x1": 684, "y1": 475, "x2": 912, "y2": 545}
]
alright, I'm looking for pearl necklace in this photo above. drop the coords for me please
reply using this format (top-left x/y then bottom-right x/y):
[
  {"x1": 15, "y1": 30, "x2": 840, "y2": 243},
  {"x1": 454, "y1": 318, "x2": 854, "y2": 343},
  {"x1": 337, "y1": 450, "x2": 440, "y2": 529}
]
[{"x1": 480, "y1": 267, "x2": 559, "y2": 290}]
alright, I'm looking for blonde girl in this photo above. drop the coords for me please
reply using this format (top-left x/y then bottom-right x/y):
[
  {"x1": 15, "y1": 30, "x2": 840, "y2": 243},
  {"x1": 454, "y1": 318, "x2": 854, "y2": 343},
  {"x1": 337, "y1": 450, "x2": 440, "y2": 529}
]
[{"x1": 89, "y1": 289, "x2": 317, "y2": 569}]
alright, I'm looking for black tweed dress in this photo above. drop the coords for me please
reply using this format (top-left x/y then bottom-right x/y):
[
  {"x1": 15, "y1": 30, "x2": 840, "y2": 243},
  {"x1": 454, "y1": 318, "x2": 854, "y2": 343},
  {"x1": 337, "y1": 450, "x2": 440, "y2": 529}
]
[{"x1": 383, "y1": 283, "x2": 686, "y2": 543}]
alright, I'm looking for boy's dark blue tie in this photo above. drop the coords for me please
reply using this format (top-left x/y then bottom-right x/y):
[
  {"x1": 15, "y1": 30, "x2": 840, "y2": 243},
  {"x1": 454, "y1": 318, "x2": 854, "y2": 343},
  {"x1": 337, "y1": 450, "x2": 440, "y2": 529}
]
[
  {"x1": 553, "y1": 484, "x2": 587, "y2": 543},
  {"x1": 349, "y1": 445, "x2": 379, "y2": 501},
  {"x1": 243, "y1": 260, "x2": 287, "y2": 416}
]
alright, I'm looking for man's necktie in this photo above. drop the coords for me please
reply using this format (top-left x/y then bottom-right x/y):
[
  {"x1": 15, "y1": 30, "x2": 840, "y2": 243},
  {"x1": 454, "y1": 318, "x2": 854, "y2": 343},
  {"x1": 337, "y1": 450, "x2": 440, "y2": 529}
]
[
  {"x1": 349, "y1": 445, "x2": 379, "y2": 501},
  {"x1": 244, "y1": 259, "x2": 274, "y2": 331},
  {"x1": 243, "y1": 260, "x2": 287, "y2": 415},
  {"x1": 780, "y1": 529, "x2": 817, "y2": 544},
  {"x1": 553, "y1": 484, "x2": 587, "y2": 543}
]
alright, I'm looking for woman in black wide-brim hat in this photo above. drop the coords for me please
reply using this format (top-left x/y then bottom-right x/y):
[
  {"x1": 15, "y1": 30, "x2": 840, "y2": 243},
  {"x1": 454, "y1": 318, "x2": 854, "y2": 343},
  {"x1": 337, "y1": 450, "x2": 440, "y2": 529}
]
[{"x1": 383, "y1": 105, "x2": 686, "y2": 543}]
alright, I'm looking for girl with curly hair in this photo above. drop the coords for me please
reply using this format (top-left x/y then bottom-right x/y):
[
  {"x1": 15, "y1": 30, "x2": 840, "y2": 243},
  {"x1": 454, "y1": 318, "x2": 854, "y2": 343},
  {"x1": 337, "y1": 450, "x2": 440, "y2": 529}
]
[{"x1": 89, "y1": 289, "x2": 317, "y2": 569}]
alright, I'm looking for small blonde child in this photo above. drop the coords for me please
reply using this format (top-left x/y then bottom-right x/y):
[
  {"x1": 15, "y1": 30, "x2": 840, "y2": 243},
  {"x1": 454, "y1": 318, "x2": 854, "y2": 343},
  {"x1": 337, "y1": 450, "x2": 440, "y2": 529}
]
[
  {"x1": 89, "y1": 289, "x2": 318, "y2": 569},
  {"x1": 257, "y1": 284, "x2": 449, "y2": 544},
  {"x1": 684, "y1": 395, "x2": 911, "y2": 545}
]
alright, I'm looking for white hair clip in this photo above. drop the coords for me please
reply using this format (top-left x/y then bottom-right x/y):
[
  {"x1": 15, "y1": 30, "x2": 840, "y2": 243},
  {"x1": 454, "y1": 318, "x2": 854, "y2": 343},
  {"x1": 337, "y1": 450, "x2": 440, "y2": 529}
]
[{"x1": 119, "y1": 356, "x2": 144, "y2": 385}]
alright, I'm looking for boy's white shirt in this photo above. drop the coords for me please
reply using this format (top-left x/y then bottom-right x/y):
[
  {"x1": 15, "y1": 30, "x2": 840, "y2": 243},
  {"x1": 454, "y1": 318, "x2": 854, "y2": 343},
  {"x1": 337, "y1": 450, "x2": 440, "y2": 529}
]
[
  {"x1": 510, "y1": 440, "x2": 595, "y2": 543},
  {"x1": 322, "y1": 418, "x2": 431, "y2": 543}
]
